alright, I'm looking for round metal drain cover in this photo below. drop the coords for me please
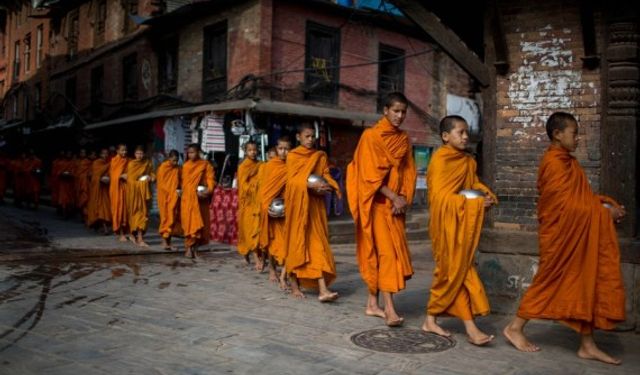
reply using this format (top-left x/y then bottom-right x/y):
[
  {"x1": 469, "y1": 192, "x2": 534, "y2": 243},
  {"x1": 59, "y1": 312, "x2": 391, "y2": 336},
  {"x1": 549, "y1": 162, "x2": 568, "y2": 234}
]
[{"x1": 351, "y1": 329, "x2": 456, "y2": 353}]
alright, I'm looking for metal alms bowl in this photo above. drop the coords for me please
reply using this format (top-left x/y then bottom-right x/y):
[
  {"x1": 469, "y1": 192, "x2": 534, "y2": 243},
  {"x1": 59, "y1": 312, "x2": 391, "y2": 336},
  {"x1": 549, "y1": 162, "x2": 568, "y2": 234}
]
[
  {"x1": 100, "y1": 176, "x2": 110, "y2": 184},
  {"x1": 138, "y1": 175, "x2": 150, "y2": 182},
  {"x1": 458, "y1": 189, "x2": 486, "y2": 199},
  {"x1": 307, "y1": 174, "x2": 327, "y2": 186},
  {"x1": 268, "y1": 198, "x2": 285, "y2": 218},
  {"x1": 196, "y1": 185, "x2": 208, "y2": 194},
  {"x1": 603, "y1": 202, "x2": 613, "y2": 209}
]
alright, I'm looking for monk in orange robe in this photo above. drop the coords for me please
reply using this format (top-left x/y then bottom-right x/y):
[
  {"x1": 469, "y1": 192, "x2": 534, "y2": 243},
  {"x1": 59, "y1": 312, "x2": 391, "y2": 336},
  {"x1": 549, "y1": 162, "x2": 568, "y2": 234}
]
[
  {"x1": 11, "y1": 153, "x2": 27, "y2": 206},
  {"x1": 74, "y1": 149, "x2": 92, "y2": 222},
  {"x1": 259, "y1": 139, "x2": 291, "y2": 289},
  {"x1": 57, "y1": 151, "x2": 76, "y2": 217},
  {"x1": 503, "y1": 112, "x2": 626, "y2": 365},
  {"x1": 237, "y1": 141, "x2": 264, "y2": 270},
  {"x1": 126, "y1": 146, "x2": 155, "y2": 247},
  {"x1": 110, "y1": 144, "x2": 129, "y2": 241},
  {"x1": 157, "y1": 150, "x2": 182, "y2": 250},
  {"x1": 22, "y1": 150, "x2": 43, "y2": 209},
  {"x1": 181, "y1": 143, "x2": 215, "y2": 258},
  {"x1": 49, "y1": 151, "x2": 65, "y2": 213},
  {"x1": 0, "y1": 152, "x2": 9, "y2": 204},
  {"x1": 423, "y1": 115, "x2": 497, "y2": 346},
  {"x1": 284, "y1": 123, "x2": 340, "y2": 302},
  {"x1": 347, "y1": 92, "x2": 417, "y2": 326},
  {"x1": 88, "y1": 148, "x2": 111, "y2": 234}
]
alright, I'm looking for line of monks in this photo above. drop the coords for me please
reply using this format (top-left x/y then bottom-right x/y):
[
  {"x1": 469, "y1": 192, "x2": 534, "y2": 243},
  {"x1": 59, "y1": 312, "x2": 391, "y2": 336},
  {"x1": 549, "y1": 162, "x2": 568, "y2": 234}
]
[{"x1": 0, "y1": 92, "x2": 628, "y2": 365}]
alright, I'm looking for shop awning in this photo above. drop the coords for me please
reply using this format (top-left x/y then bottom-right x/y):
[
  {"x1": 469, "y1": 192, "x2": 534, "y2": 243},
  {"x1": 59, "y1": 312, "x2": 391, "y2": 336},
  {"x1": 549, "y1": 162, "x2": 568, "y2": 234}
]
[{"x1": 84, "y1": 99, "x2": 379, "y2": 130}]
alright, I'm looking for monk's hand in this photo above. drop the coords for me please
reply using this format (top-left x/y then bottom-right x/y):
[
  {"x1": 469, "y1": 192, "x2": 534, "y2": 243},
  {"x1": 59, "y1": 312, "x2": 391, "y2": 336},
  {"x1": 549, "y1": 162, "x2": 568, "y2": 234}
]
[
  {"x1": 392, "y1": 195, "x2": 408, "y2": 215},
  {"x1": 608, "y1": 205, "x2": 626, "y2": 223},
  {"x1": 483, "y1": 195, "x2": 495, "y2": 208}
]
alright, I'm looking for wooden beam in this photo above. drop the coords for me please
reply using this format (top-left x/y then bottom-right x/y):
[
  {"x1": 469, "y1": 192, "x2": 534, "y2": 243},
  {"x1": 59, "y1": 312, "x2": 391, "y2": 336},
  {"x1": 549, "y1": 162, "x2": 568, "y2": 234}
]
[{"x1": 389, "y1": 0, "x2": 491, "y2": 86}]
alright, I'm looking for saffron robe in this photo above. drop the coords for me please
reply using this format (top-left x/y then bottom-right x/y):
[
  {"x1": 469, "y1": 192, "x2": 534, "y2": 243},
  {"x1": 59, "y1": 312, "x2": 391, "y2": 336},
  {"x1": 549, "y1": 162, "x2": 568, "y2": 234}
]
[
  {"x1": 109, "y1": 154, "x2": 129, "y2": 232},
  {"x1": 237, "y1": 158, "x2": 263, "y2": 256},
  {"x1": 126, "y1": 159, "x2": 154, "y2": 232},
  {"x1": 87, "y1": 158, "x2": 111, "y2": 226},
  {"x1": 180, "y1": 159, "x2": 215, "y2": 247},
  {"x1": 157, "y1": 160, "x2": 181, "y2": 238},
  {"x1": 258, "y1": 158, "x2": 288, "y2": 265}
]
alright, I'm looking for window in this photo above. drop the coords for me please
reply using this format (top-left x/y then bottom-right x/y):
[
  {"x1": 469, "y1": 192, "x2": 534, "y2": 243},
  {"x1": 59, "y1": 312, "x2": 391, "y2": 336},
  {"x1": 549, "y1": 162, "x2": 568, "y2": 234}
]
[
  {"x1": 124, "y1": 0, "x2": 139, "y2": 34},
  {"x1": 91, "y1": 66, "x2": 104, "y2": 117},
  {"x1": 122, "y1": 53, "x2": 138, "y2": 100},
  {"x1": 158, "y1": 35, "x2": 179, "y2": 94},
  {"x1": 13, "y1": 41, "x2": 20, "y2": 80},
  {"x1": 68, "y1": 10, "x2": 79, "y2": 59},
  {"x1": 202, "y1": 21, "x2": 227, "y2": 102},
  {"x1": 304, "y1": 22, "x2": 340, "y2": 104},
  {"x1": 95, "y1": 0, "x2": 107, "y2": 46},
  {"x1": 377, "y1": 44, "x2": 405, "y2": 112},
  {"x1": 34, "y1": 82, "x2": 42, "y2": 111},
  {"x1": 24, "y1": 34, "x2": 31, "y2": 73},
  {"x1": 36, "y1": 25, "x2": 44, "y2": 69},
  {"x1": 65, "y1": 77, "x2": 77, "y2": 106}
]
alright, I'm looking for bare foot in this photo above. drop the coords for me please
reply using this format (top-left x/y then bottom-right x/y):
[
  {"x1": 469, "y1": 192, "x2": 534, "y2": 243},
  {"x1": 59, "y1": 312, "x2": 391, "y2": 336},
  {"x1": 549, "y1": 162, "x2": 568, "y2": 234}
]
[
  {"x1": 268, "y1": 269, "x2": 278, "y2": 284},
  {"x1": 279, "y1": 279, "x2": 290, "y2": 291},
  {"x1": 118, "y1": 235, "x2": 127, "y2": 242},
  {"x1": 254, "y1": 259, "x2": 265, "y2": 272},
  {"x1": 291, "y1": 289, "x2": 306, "y2": 299},
  {"x1": 577, "y1": 346, "x2": 621, "y2": 365},
  {"x1": 137, "y1": 241, "x2": 150, "y2": 248},
  {"x1": 386, "y1": 316, "x2": 404, "y2": 327},
  {"x1": 184, "y1": 248, "x2": 193, "y2": 258},
  {"x1": 242, "y1": 254, "x2": 251, "y2": 267},
  {"x1": 421, "y1": 320, "x2": 452, "y2": 337},
  {"x1": 467, "y1": 332, "x2": 494, "y2": 346},
  {"x1": 192, "y1": 248, "x2": 199, "y2": 259},
  {"x1": 365, "y1": 306, "x2": 386, "y2": 319},
  {"x1": 503, "y1": 325, "x2": 540, "y2": 352},
  {"x1": 318, "y1": 291, "x2": 339, "y2": 303}
]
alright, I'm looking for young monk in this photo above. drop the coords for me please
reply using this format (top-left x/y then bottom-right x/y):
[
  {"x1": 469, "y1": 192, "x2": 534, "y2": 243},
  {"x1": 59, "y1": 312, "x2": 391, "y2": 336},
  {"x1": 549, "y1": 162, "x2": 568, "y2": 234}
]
[
  {"x1": 87, "y1": 148, "x2": 111, "y2": 234},
  {"x1": 503, "y1": 112, "x2": 626, "y2": 365},
  {"x1": 126, "y1": 146, "x2": 155, "y2": 247},
  {"x1": 109, "y1": 144, "x2": 129, "y2": 242},
  {"x1": 50, "y1": 151, "x2": 65, "y2": 214},
  {"x1": 58, "y1": 151, "x2": 77, "y2": 218},
  {"x1": 423, "y1": 115, "x2": 497, "y2": 345},
  {"x1": 157, "y1": 150, "x2": 182, "y2": 250},
  {"x1": 237, "y1": 140, "x2": 264, "y2": 270},
  {"x1": 22, "y1": 150, "x2": 43, "y2": 210},
  {"x1": 181, "y1": 143, "x2": 215, "y2": 258},
  {"x1": 346, "y1": 92, "x2": 417, "y2": 326},
  {"x1": 284, "y1": 122, "x2": 340, "y2": 302},
  {"x1": 10, "y1": 154, "x2": 26, "y2": 207},
  {"x1": 74, "y1": 149, "x2": 92, "y2": 222},
  {"x1": 258, "y1": 138, "x2": 291, "y2": 290}
]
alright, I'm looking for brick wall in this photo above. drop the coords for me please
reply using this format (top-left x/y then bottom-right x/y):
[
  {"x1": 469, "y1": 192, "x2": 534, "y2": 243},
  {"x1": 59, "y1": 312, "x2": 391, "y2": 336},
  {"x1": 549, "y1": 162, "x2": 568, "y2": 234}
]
[{"x1": 491, "y1": 0, "x2": 603, "y2": 231}]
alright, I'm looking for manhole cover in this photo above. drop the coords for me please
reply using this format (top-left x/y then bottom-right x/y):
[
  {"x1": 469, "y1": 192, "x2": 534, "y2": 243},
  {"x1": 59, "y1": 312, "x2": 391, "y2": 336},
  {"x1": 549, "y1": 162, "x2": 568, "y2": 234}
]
[{"x1": 350, "y1": 329, "x2": 456, "y2": 353}]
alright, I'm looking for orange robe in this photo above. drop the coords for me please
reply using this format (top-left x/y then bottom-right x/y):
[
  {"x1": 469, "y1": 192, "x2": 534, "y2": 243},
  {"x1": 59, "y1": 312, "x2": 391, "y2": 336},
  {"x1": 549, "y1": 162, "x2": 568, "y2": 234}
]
[
  {"x1": 0, "y1": 156, "x2": 8, "y2": 200},
  {"x1": 258, "y1": 158, "x2": 288, "y2": 265},
  {"x1": 22, "y1": 157, "x2": 43, "y2": 205},
  {"x1": 126, "y1": 159, "x2": 154, "y2": 232},
  {"x1": 237, "y1": 158, "x2": 263, "y2": 256},
  {"x1": 74, "y1": 158, "x2": 92, "y2": 217},
  {"x1": 87, "y1": 158, "x2": 111, "y2": 226},
  {"x1": 517, "y1": 145, "x2": 625, "y2": 333},
  {"x1": 57, "y1": 159, "x2": 76, "y2": 210},
  {"x1": 12, "y1": 159, "x2": 27, "y2": 202},
  {"x1": 50, "y1": 158, "x2": 63, "y2": 207},
  {"x1": 157, "y1": 160, "x2": 181, "y2": 238},
  {"x1": 346, "y1": 117, "x2": 417, "y2": 294},
  {"x1": 284, "y1": 146, "x2": 339, "y2": 288},
  {"x1": 180, "y1": 159, "x2": 215, "y2": 247},
  {"x1": 109, "y1": 155, "x2": 129, "y2": 232},
  {"x1": 426, "y1": 145, "x2": 497, "y2": 320}
]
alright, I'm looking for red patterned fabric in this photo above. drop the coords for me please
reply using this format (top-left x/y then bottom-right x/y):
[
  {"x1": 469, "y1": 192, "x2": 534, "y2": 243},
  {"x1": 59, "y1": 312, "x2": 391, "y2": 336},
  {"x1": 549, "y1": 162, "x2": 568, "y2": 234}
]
[{"x1": 209, "y1": 187, "x2": 238, "y2": 244}]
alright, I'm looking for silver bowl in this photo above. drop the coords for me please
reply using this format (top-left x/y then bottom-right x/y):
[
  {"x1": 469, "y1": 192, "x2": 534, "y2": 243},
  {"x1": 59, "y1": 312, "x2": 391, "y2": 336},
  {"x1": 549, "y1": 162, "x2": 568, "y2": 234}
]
[
  {"x1": 138, "y1": 175, "x2": 150, "y2": 182},
  {"x1": 100, "y1": 176, "x2": 110, "y2": 184},
  {"x1": 603, "y1": 203, "x2": 613, "y2": 209},
  {"x1": 307, "y1": 174, "x2": 327, "y2": 186},
  {"x1": 120, "y1": 173, "x2": 127, "y2": 180},
  {"x1": 32, "y1": 169, "x2": 42, "y2": 174},
  {"x1": 62, "y1": 171, "x2": 72, "y2": 177},
  {"x1": 459, "y1": 189, "x2": 486, "y2": 199},
  {"x1": 196, "y1": 185, "x2": 208, "y2": 194},
  {"x1": 268, "y1": 198, "x2": 285, "y2": 218},
  {"x1": 176, "y1": 189, "x2": 182, "y2": 197}
]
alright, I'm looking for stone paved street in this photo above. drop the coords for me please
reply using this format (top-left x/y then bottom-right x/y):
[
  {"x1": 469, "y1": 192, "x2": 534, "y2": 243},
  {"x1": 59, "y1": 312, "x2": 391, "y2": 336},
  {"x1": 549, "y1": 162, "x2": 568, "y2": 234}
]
[{"x1": 1, "y1": 206, "x2": 639, "y2": 374}]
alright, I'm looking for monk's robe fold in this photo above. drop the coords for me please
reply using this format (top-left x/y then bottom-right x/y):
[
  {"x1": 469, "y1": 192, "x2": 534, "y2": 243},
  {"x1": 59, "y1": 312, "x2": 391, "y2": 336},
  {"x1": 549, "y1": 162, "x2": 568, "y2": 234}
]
[
  {"x1": 180, "y1": 160, "x2": 215, "y2": 247},
  {"x1": 157, "y1": 160, "x2": 181, "y2": 238},
  {"x1": 346, "y1": 117, "x2": 417, "y2": 294},
  {"x1": 237, "y1": 158, "x2": 263, "y2": 256},
  {"x1": 50, "y1": 158, "x2": 63, "y2": 207},
  {"x1": 258, "y1": 158, "x2": 287, "y2": 265},
  {"x1": 87, "y1": 158, "x2": 111, "y2": 226},
  {"x1": 12, "y1": 159, "x2": 27, "y2": 202},
  {"x1": 74, "y1": 158, "x2": 92, "y2": 218},
  {"x1": 284, "y1": 147, "x2": 340, "y2": 288},
  {"x1": 22, "y1": 158, "x2": 42, "y2": 204},
  {"x1": 57, "y1": 159, "x2": 76, "y2": 210},
  {"x1": 126, "y1": 159, "x2": 154, "y2": 232},
  {"x1": 109, "y1": 155, "x2": 129, "y2": 232},
  {"x1": 517, "y1": 145, "x2": 625, "y2": 333},
  {"x1": 427, "y1": 145, "x2": 497, "y2": 320},
  {"x1": 0, "y1": 156, "x2": 8, "y2": 200}
]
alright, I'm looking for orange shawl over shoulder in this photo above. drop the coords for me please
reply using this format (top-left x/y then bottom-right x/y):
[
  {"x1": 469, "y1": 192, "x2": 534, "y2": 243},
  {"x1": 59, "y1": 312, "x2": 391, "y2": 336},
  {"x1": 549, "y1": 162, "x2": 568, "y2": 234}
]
[
  {"x1": 23, "y1": 157, "x2": 42, "y2": 203},
  {"x1": 237, "y1": 158, "x2": 263, "y2": 256},
  {"x1": 109, "y1": 155, "x2": 129, "y2": 231},
  {"x1": 157, "y1": 159, "x2": 181, "y2": 238},
  {"x1": 517, "y1": 145, "x2": 625, "y2": 333},
  {"x1": 258, "y1": 158, "x2": 288, "y2": 265},
  {"x1": 346, "y1": 117, "x2": 417, "y2": 294},
  {"x1": 57, "y1": 159, "x2": 76, "y2": 209},
  {"x1": 284, "y1": 146, "x2": 340, "y2": 288},
  {"x1": 50, "y1": 158, "x2": 63, "y2": 206},
  {"x1": 180, "y1": 159, "x2": 215, "y2": 247},
  {"x1": 87, "y1": 158, "x2": 111, "y2": 226},
  {"x1": 126, "y1": 159, "x2": 154, "y2": 232},
  {"x1": 74, "y1": 158, "x2": 92, "y2": 215},
  {"x1": 427, "y1": 145, "x2": 496, "y2": 319}
]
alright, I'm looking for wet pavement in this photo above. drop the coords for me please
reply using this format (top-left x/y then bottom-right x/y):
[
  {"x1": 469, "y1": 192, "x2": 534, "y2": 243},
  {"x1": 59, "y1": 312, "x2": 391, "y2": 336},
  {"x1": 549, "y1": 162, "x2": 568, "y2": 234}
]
[{"x1": 1, "y1": 204, "x2": 640, "y2": 374}]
